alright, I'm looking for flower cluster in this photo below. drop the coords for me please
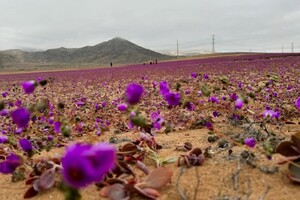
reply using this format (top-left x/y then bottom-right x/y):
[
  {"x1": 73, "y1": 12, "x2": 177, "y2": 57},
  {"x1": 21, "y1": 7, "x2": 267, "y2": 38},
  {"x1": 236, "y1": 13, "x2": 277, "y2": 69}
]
[
  {"x1": 150, "y1": 111, "x2": 164, "y2": 130},
  {"x1": 159, "y1": 81, "x2": 181, "y2": 106}
]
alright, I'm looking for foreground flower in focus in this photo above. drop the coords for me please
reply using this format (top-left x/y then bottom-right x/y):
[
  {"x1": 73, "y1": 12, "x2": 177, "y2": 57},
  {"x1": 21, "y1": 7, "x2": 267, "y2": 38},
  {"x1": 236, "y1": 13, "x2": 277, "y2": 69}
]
[
  {"x1": 0, "y1": 154, "x2": 21, "y2": 174},
  {"x1": 126, "y1": 83, "x2": 144, "y2": 105},
  {"x1": 244, "y1": 137, "x2": 256, "y2": 148},
  {"x1": 11, "y1": 108, "x2": 31, "y2": 129},
  {"x1": 22, "y1": 80, "x2": 36, "y2": 94},
  {"x1": 62, "y1": 143, "x2": 116, "y2": 188}
]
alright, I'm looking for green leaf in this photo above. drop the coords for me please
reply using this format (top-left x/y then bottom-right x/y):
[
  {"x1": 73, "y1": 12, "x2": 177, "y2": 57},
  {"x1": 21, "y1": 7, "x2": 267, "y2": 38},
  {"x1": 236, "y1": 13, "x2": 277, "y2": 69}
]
[
  {"x1": 130, "y1": 115, "x2": 147, "y2": 128},
  {"x1": 201, "y1": 85, "x2": 211, "y2": 97}
]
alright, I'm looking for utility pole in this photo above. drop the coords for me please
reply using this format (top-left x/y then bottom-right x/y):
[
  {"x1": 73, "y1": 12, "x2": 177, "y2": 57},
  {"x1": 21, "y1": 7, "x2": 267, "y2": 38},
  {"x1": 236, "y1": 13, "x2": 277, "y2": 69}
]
[
  {"x1": 291, "y1": 42, "x2": 294, "y2": 53},
  {"x1": 282, "y1": 45, "x2": 283, "y2": 53},
  {"x1": 212, "y1": 34, "x2": 215, "y2": 53},
  {"x1": 176, "y1": 39, "x2": 179, "y2": 58}
]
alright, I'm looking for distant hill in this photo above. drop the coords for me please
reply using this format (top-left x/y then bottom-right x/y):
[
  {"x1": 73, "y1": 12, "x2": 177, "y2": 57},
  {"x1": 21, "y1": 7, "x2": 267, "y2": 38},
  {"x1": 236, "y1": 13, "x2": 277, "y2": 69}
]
[{"x1": 0, "y1": 37, "x2": 172, "y2": 70}]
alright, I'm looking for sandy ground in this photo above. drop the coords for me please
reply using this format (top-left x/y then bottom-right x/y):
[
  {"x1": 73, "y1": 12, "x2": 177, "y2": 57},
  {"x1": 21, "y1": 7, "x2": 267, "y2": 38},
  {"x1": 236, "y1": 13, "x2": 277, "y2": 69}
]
[{"x1": 0, "y1": 122, "x2": 299, "y2": 200}]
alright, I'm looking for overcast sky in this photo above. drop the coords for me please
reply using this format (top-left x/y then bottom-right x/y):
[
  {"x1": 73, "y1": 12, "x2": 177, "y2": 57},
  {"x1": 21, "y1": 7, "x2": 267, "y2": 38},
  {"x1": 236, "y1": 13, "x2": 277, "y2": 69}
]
[{"x1": 1, "y1": 0, "x2": 300, "y2": 53}]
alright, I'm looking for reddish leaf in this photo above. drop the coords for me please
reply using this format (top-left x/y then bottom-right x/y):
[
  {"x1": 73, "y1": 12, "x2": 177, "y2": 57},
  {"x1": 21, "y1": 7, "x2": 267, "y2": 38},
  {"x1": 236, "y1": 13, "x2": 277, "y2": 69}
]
[
  {"x1": 287, "y1": 173, "x2": 300, "y2": 183},
  {"x1": 119, "y1": 143, "x2": 138, "y2": 155},
  {"x1": 134, "y1": 186, "x2": 160, "y2": 199},
  {"x1": 142, "y1": 188, "x2": 160, "y2": 198},
  {"x1": 25, "y1": 177, "x2": 39, "y2": 185},
  {"x1": 24, "y1": 186, "x2": 38, "y2": 199},
  {"x1": 276, "y1": 141, "x2": 299, "y2": 157},
  {"x1": 140, "y1": 167, "x2": 172, "y2": 189},
  {"x1": 136, "y1": 160, "x2": 149, "y2": 175},
  {"x1": 99, "y1": 186, "x2": 111, "y2": 197},
  {"x1": 107, "y1": 184, "x2": 129, "y2": 200},
  {"x1": 291, "y1": 132, "x2": 300, "y2": 150}
]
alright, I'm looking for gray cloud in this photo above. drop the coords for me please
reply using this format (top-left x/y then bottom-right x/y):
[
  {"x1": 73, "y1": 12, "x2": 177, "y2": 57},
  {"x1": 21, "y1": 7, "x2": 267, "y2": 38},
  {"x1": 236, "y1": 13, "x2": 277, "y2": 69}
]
[{"x1": 0, "y1": 0, "x2": 299, "y2": 53}]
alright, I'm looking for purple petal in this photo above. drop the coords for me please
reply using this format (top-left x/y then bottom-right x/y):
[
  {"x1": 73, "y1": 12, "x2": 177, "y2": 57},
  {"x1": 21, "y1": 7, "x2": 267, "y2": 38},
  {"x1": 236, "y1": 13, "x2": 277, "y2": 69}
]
[{"x1": 22, "y1": 81, "x2": 36, "y2": 94}]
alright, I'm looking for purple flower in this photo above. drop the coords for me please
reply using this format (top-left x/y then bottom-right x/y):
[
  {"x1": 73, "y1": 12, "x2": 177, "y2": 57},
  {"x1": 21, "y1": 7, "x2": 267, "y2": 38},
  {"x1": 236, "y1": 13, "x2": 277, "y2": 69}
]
[
  {"x1": 48, "y1": 117, "x2": 54, "y2": 124},
  {"x1": 235, "y1": 98, "x2": 244, "y2": 109},
  {"x1": 54, "y1": 122, "x2": 61, "y2": 133},
  {"x1": 296, "y1": 97, "x2": 300, "y2": 111},
  {"x1": 150, "y1": 111, "x2": 164, "y2": 130},
  {"x1": 184, "y1": 102, "x2": 195, "y2": 111},
  {"x1": 159, "y1": 81, "x2": 170, "y2": 96},
  {"x1": 75, "y1": 101, "x2": 85, "y2": 107},
  {"x1": 117, "y1": 103, "x2": 127, "y2": 111},
  {"x1": 15, "y1": 100, "x2": 22, "y2": 107},
  {"x1": 244, "y1": 137, "x2": 256, "y2": 148},
  {"x1": 47, "y1": 135, "x2": 53, "y2": 141},
  {"x1": 8, "y1": 102, "x2": 14, "y2": 107},
  {"x1": 152, "y1": 81, "x2": 158, "y2": 89},
  {"x1": 125, "y1": 83, "x2": 144, "y2": 105},
  {"x1": 210, "y1": 96, "x2": 219, "y2": 104},
  {"x1": 229, "y1": 93, "x2": 238, "y2": 101},
  {"x1": 22, "y1": 80, "x2": 36, "y2": 94},
  {"x1": 203, "y1": 74, "x2": 209, "y2": 79},
  {"x1": 0, "y1": 109, "x2": 9, "y2": 117},
  {"x1": 128, "y1": 121, "x2": 135, "y2": 129},
  {"x1": 263, "y1": 108, "x2": 280, "y2": 119},
  {"x1": 213, "y1": 111, "x2": 219, "y2": 117},
  {"x1": 0, "y1": 135, "x2": 8, "y2": 143},
  {"x1": 62, "y1": 143, "x2": 116, "y2": 188},
  {"x1": 205, "y1": 122, "x2": 214, "y2": 131},
  {"x1": 165, "y1": 92, "x2": 180, "y2": 106},
  {"x1": 263, "y1": 109, "x2": 275, "y2": 118},
  {"x1": 15, "y1": 128, "x2": 23, "y2": 134},
  {"x1": 0, "y1": 154, "x2": 21, "y2": 174},
  {"x1": 191, "y1": 72, "x2": 198, "y2": 79},
  {"x1": 19, "y1": 138, "x2": 33, "y2": 152},
  {"x1": 102, "y1": 101, "x2": 107, "y2": 108},
  {"x1": 11, "y1": 108, "x2": 30, "y2": 128},
  {"x1": 2, "y1": 92, "x2": 8, "y2": 98},
  {"x1": 150, "y1": 111, "x2": 160, "y2": 121},
  {"x1": 238, "y1": 82, "x2": 243, "y2": 88}
]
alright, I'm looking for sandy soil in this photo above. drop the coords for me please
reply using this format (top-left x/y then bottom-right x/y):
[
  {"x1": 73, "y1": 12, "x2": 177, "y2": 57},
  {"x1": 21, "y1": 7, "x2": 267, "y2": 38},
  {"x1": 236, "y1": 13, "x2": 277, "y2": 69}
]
[{"x1": 1, "y1": 122, "x2": 299, "y2": 200}]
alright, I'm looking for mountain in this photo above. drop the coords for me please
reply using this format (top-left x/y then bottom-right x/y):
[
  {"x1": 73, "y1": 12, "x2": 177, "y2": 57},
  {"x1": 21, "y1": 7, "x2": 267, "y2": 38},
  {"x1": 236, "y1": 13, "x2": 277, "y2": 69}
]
[{"x1": 0, "y1": 37, "x2": 172, "y2": 70}]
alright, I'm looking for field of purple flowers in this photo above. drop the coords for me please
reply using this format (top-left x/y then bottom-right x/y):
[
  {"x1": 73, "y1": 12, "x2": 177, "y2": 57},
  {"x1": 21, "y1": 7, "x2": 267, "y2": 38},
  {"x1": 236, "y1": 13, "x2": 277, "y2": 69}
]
[{"x1": 0, "y1": 53, "x2": 300, "y2": 200}]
